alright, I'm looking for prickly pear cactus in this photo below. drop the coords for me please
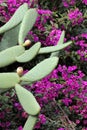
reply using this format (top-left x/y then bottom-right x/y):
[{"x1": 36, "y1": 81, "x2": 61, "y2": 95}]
[
  {"x1": 0, "y1": 3, "x2": 72, "y2": 130},
  {"x1": 0, "y1": 57, "x2": 59, "y2": 130}
]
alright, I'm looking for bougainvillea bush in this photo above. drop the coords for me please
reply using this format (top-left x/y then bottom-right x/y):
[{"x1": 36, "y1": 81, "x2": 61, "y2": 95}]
[{"x1": 0, "y1": 0, "x2": 87, "y2": 130}]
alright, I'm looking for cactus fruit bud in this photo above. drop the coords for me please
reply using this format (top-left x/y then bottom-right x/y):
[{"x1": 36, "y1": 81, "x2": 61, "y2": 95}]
[
  {"x1": 23, "y1": 39, "x2": 31, "y2": 47},
  {"x1": 17, "y1": 67, "x2": 23, "y2": 76}
]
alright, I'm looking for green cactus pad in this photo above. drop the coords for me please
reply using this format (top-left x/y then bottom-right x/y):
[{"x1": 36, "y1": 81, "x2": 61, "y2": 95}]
[
  {"x1": 23, "y1": 116, "x2": 37, "y2": 130},
  {"x1": 50, "y1": 31, "x2": 65, "y2": 57},
  {"x1": 15, "y1": 84, "x2": 41, "y2": 115},
  {"x1": 16, "y1": 42, "x2": 41, "y2": 62},
  {"x1": 0, "y1": 24, "x2": 20, "y2": 51},
  {"x1": 39, "y1": 41, "x2": 72, "y2": 54},
  {"x1": 56, "y1": 30, "x2": 65, "y2": 45},
  {"x1": 0, "y1": 3, "x2": 28, "y2": 34},
  {"x1": 18, "y1": 8, "x2": 38, "y2": 44},
  {"x1": 21, "y1": 57, "x2": 59, "y2": 82},
  {"x1": 0, "y1": 45, "x2": 25, "y2": 67},
  {"x1": 0, "y1": 73, "x2": 20, "y2": 88}
]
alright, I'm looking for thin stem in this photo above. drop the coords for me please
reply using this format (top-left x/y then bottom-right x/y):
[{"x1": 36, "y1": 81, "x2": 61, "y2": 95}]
[{"x1": 54, "y1": 99, "x2": 76, "y2": 130}]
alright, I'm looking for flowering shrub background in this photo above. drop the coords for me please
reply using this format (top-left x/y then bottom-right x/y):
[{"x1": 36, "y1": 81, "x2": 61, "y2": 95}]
[{"x1": 0, "y1": 0, "x2": 87, "y2": 130}]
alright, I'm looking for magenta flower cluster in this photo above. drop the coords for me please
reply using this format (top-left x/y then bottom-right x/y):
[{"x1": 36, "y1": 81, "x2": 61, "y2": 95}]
[
  {"x1": 29, "y1": 9, "x2": 53, "y2": 46},
  {"x1": 68, "y1": 8, "x2": 84, "y2": 26},
  {"x1": 82, "y1": 0, "x2": 87, "y2": 5},
  {"x1": 45, "y1": 28, "x2": 62, "y2": 46},
  {"x1": 35, "y1": 9, "x2": 52, "y2": 32},
  {"x1": 62, "y1": 0, "x2": 76, "y2": 7},
  {"x1": 35, "y1": 114, "x2": 47, "y2": 129},
  {"x1": 0, "y1": 0, "x2": 35, "y2": 21},
  {"x1": 71, "y1": 33, "x2": 87, "y2": 61},
  {"x1": 25, "y1": 64, "x2": 87, "y2": 127},
  {"x1": 62, "y1": 0, "x2": 87, "y2": 7}
]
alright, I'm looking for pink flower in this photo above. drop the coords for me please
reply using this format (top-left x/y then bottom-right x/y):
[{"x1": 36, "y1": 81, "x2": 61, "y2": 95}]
[
  {"x1": 45, "y1": 29, "x2": 64, "y2": 46},
  {"x1": 76, "y1": 119, "x2": 80, "y2": 124},
  {"x1": 39, "y1": 114, "x2": 46, "y2": 124},
  {"x1": 82, "y1": 0, "x2": 87, "y2": 5},
  {"x1": 8, "y1": 0, "x2": 16, "y2": 5},
  {"x1": 18, "y1": 126, "x2": 23, "y2": 130},
  {"x1": 62, "y1": 0, "x2": 76, "y2": 7},
  {"x1": 68, "y1": 8, "x2": 83, "y2": 26}
]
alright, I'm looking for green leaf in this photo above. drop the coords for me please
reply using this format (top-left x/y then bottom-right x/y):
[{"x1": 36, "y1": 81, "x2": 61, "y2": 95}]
[
  {"x1": 21, "y1": 57, "x2": 59, "y2": 82},
  {"x1": 0, "y1": 45, "x2": 25, "y2": 68},
  {"x1": 0, "y1": 24, "x2": 21, "y2": 51},
  {"x1": 24, "y1": 116, "x2": 37, "y2": 130},
  {"x1": 16, "y1": 42, "x2": 41, "y2": 63},
  {"x1": 38, "y1": 41, "x2": 72, "y2": 54},
  {"x1": 18, "y1": 8, "x2": 38, "y2": 44},
  {"x1": 15, "y1": 84, "x2": 40, "y2": 115},
  {"x1": 0, "y1": 73, "x2": 20, "y2": 88},
  {"x1": 0, "y1": 3, "x2": 28, "y2": 34}
]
